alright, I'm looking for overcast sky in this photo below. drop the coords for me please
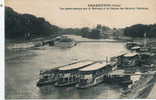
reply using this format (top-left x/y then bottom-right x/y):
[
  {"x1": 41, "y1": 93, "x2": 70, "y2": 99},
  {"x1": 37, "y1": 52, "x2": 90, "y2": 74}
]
[{"x1": 6, "y1": 0, "x2": 156, "y2": 28}]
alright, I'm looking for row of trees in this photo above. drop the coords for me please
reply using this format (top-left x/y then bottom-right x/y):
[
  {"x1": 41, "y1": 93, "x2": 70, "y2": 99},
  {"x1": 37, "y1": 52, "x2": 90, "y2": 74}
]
[
  {"x1": 124, "y1": 24, "x2": 156, "y2": 38},
  {"x1": 5, "y1": 7, "x2": 112, "y2": 40},
  {"x1": 80, "y1": 25, "x2": 111, "y2": 39},
  {"x1": 5, "y1": 7, "x2": 60, "y2": 40},
  {"x1": 58, "y1": 25, "x2": 112, "y2": 39},
  {"x1": 5, "y1": 6, "x2": 156, "y2": 41}
]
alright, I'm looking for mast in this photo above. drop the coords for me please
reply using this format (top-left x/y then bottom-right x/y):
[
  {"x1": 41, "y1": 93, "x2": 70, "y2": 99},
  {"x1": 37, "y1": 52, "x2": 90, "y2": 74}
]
[{"x1": 144, "y1": 32, "x2": 147, "y2": 48}]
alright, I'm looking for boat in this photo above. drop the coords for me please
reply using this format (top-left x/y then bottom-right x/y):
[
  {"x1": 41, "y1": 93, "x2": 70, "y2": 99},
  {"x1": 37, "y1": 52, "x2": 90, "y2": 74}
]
[
  {"x1": 121, "y1": 73, "x2": 155, "y2": 97},
  {"x1": 104, "y1": 70, "x2": 132, "y2": 87},
  {"x1": 54, "y1": 60, "x2": 95, "y2": 87},
  {"x1": 130, "y1": 46, "x2": 141, "y2": 52},
  {"x1": 54, "y1": 36, "x2": 77, "y2": 48},
  {"x1": 116, "y1": 52, "x2": 140, "y2": 68},
  {"x1": 36, "y1": 60, "x2": 88, "y2": 87},
  {"x1": 76, "y1": 61, "x2": 114, "y2": 88},
  {"x1": 36, "y1": 68, "x2": 59, "y2": 87},
  {"x1": 127, "y1": 33, "x2": 151, "y2": 53},
  {"x1": 126, "y1": 42, "x2": 143, "y2": 50}
]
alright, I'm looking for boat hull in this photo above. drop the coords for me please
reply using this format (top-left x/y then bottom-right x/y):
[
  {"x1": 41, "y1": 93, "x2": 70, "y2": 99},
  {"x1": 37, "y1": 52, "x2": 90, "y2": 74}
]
[
  {"x1": 76, "y1": 75, "x2": 104, "y2": 89},
  {"x1": 54, "y1": 81, "x2": 78, "y2": 87},
  {"x1": 103, "y1": 75, "x2": 132, "y2": 87},
  {"x1": 36, "y1": 79, "x2": 56, "y2": 87}
]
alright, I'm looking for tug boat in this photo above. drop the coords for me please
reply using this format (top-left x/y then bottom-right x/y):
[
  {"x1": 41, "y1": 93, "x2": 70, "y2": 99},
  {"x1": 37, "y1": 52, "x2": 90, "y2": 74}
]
[
  {"x1": 76, "y1": 61, "x2": 114, "y2": 88},
  {"x1": 54, "y1": 60, "x2": 95, "y2": 87}
]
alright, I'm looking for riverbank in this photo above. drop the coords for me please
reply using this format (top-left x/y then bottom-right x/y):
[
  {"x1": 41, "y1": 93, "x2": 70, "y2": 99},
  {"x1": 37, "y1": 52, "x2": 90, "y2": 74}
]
[{"x1": 5, "y1": 35, "x2": 126, "y2": 50}]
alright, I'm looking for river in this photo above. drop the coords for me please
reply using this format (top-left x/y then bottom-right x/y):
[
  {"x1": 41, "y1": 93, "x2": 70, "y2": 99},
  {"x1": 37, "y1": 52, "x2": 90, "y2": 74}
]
[{"x1": 5, "y1": 35, "x2": 137, "y2": 99}]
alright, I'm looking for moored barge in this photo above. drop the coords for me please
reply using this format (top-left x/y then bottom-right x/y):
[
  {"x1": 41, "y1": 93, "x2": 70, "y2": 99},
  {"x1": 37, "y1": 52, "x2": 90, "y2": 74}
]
[
  {"x1": 116, "y1": 52, "x2": 140, "y2": 68},
  {"x1": 37, "y1": 60, "x2": 91, "y2": 87},
  {"x1": 76, "y1": 61, "x2": 114, "y2": 88},
  {"x1": 54, "y1": 60, "x2": 95, "y2": 87},
  {"x1": 104, "y1": 70, "x2": 133, "y2": 87}
]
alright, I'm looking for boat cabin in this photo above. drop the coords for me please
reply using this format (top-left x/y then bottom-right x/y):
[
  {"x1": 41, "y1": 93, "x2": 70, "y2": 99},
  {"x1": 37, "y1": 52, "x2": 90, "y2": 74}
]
[
  {"x1": 37, "y1": 68, "x2": 59, "y2": 87},
  {"x1": 138, "y1": 52, "x2": 154, "y2": 65},
  {"x1": 37, "y1": 61, "x2": 85, "y2": 87},
  {"x1": 117, "y1": 52, "x2": 140, "y2": 68},
  {"x1": 126, "y1": 42, "x2": 143, "y2": 49},
  {"x1": 76, "y1": 61, "x2": 113, "y2": 88},
  {"x1": 55, "y1": 60, "x2": 95, "y2": 86}
]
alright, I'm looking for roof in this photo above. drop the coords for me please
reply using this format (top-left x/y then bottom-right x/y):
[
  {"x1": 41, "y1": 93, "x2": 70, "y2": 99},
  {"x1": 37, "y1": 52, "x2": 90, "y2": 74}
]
[
  {"x1": 79, "y1": 62, "x2": 108, "y2": 71},
  {"x1": 131, "y1": 46, "x2": 141, "y2": 50},
  {"x1": 58, "y1": 61, "x2": 93, "y2": 71},
  {"x1": 124, "y1": 52, "x2": 138, "y2": 57},
  {"x1": 109, "y1": 70, "x2": 125, "y2": 75},
  {"x1": 127, "y1": 42, "x2": 141, "y2": 45},
  {"x1": 113, "y1": 52, "x2": 127, "y2": 58}
]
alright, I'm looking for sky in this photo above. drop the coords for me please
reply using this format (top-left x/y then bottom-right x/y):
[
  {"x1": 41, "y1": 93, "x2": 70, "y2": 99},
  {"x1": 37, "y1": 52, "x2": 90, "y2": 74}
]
[{"x1": 6, "y1": 0, "x2": 156, "y2": 28}]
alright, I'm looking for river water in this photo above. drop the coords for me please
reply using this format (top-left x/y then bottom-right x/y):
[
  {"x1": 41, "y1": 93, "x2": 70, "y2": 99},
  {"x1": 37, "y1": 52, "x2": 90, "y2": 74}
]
[{"x1": 6, "y1": 35, "x2": 130, "y2": 99}]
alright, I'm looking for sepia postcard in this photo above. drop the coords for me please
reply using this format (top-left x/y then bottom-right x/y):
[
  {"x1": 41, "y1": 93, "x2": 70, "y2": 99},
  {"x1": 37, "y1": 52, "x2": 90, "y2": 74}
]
[{"x1": 2, "y1": 0, "x2": 156, "y2": 99}]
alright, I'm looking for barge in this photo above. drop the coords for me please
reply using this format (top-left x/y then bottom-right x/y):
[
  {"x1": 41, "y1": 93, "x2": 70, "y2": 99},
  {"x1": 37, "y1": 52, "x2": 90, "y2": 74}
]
[
  {"x1": 54, "y1": 60, "x2": 95, "y2": 87},
  {"x1": 76, "y1": 61, "x2": 114, "y2": 88},
  {"x1": 36, "y1": 60, "x2": 91, "y2": 87},
  {"x1": 104, "y1": 69, "x2": 133, "y2": 87},
  {"x1": 116, "y1": 52, "x2": 140, "y2": 68}
]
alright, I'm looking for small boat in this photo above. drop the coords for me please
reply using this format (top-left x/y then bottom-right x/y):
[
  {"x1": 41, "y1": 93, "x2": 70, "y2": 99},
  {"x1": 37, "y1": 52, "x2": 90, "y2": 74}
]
[
  {"x1": 54, "y1": 60, "x2": 95, "y2": 87},
  {"x1": 76, "y1": 61, "x2": 114, "y2": 88},
  {"x1": 120, "y1": 88, "x2": 132, "y2": 96},
  {"x1": 130, "y1": 46, "x2": 141, "y2": 52},
  {"x1": 126, "y1": 42, "x2": 143, "y2": 50},
  {"x1": 54, "y1": 36, "x2": 77, "y2": 48}
]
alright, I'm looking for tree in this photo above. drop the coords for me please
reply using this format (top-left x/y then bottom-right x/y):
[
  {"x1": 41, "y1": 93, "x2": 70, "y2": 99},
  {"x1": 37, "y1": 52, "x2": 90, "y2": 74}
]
[
  {"x1": 81, "y1": 27, "x2": 90, "y2": 37},
  {"x1": 5, "y1": 6, "x2": 60, "y2": 40},
  {"x1": 124, "y1": 24, "x2": 152, "y2": 38}
]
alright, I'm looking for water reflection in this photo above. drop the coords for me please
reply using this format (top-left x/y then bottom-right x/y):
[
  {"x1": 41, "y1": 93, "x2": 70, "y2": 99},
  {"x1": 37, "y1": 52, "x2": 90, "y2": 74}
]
[{"x1": 38, "y1": 83, "x2": 121, "y2": 99}]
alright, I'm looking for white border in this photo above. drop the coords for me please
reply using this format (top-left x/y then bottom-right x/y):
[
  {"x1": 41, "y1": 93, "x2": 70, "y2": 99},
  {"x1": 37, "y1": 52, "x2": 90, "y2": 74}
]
[
  {"x1": 0, "y1": 0, "x2": 4, "y2": 99},
  {"x1": 1, "y1": 0, "x2": 156, "y2": 100}
]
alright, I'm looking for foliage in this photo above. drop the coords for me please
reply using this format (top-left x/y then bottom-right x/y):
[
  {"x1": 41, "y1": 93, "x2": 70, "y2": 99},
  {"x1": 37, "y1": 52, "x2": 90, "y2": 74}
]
[
  {"x1": 124, "y1": 24, "x2": 156, "y2": 38},
  {"x1": 81, "y1": 25, "x2": 111, "y2": 39},
  {"x1": 5, "y1": 6, "x2": 59, "y2": 40}
]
